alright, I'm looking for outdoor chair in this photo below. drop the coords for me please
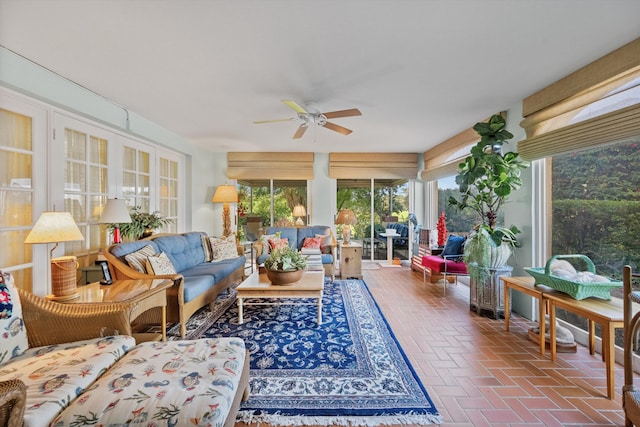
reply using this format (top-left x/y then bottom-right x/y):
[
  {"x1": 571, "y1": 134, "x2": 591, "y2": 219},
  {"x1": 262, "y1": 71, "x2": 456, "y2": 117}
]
[
  {"x1": 421, "y1": 234, "x2": 467, "y2": 295},
  {"x1": 623, "y1": 264, "x2": 640, "y2": 426}
]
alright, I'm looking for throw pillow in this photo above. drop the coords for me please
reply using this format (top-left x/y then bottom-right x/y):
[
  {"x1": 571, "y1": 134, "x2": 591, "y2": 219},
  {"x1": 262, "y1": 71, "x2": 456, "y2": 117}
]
[
  {"x1": 201, "y1": 235, "x2": 213, "y2": 262},
  {"x1": 302, "y1": 236, "x2": 322, "y2": 249},
  {"x1": 316, "y1": 233, "x2": 332, "y2": 254},
  {"x1": 125, "y1": 245, "x2": 156, "y2": 273},
  {"x1": 442, "y1": 235, "x2": 466, "y2": 258},
  {"x1": 210, "y1": 235, "x2": 239, "y2": 261},
  {"x1": 146, "y1": 252, "x2": 177, "y2": 275},
  {"x1": 0, "y1": 271, "x2": 28, "y2": 365},
  {"x1": 268, "y1": 237, "x2": 289, "y2": 251},
  {"x1": 260, "y1": 233, "x2": 277, "y2": 256}
]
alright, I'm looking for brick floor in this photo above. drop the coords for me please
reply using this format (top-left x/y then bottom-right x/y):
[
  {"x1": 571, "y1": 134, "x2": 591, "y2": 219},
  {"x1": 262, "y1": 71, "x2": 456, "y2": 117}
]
[{"x1": 237, "y1": 264, "x2": 627, "y2": 426}]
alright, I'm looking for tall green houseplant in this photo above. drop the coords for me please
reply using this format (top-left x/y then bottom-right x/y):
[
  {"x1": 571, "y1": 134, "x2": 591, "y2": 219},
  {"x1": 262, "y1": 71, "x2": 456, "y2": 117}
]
[{"x1": 449, "y1": 114, "x2": 529, "y2": 318}]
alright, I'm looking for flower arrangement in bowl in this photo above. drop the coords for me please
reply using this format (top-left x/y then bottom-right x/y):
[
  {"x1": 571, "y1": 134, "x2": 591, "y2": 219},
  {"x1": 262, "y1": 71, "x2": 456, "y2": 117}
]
[{"x1": 264, "y1": 246, "x2": 307, "y2": 285}]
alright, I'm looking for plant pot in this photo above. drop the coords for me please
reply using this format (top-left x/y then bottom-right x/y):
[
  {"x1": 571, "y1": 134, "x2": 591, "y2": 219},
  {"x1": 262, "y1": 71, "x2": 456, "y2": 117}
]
[
  {"x1": 469, "y1": 264, "x2": 513, "y2": 319},
  {"x1": 489, "y1": 243, "x2": 512, "y2": 268},
  {"x1": 266, "y1": 268, "x2": 303, "y2": 286}
]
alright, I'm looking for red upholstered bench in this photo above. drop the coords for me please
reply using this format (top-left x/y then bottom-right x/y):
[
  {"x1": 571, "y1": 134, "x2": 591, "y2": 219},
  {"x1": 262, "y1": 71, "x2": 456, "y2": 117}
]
[{"x1": 421, "y1": 235, "x2": 468, "y2": 295}]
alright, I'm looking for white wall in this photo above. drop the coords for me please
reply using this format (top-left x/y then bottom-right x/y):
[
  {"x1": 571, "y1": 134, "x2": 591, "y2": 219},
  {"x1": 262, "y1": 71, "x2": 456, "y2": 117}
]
[{"x1": 503, "y1": 103, "x2": 535, "y2": 319}]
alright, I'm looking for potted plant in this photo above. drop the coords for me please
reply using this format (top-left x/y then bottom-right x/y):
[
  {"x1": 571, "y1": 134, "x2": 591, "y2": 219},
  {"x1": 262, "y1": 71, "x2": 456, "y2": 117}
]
[
  {"x1": 264, "y1": 245, "x2": 307, "y2": 285},
  {"x1": 110, "y1": 206, "x2": 173, "y2": 241},
  {"x1": 448, "y1": 114, "x2": 529, "y2": 317}
]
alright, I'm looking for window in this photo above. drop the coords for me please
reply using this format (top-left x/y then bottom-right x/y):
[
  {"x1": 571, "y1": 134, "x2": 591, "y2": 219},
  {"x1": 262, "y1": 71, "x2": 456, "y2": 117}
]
[
  {"x1": 122, "y1": 144, "x2": 151, "y2": 212},
  {"x1": 0, "y1": 107, "x2": 37, "y2": 291},
  {"x1": 337, "y1": 178, "x2": 410, "y2": 261},
  {"x1": 62, "y1": 127, "x2": 109, "y2": 257},
  {"x1": 551, "y1": 138, "x2": 640, "y2": 347},
  {"x1": 237, "y1": 179, "x2": 307, "y2": 239},
  {"x1": 158, "y1": 154, "x2": 180, "y2": 234}
]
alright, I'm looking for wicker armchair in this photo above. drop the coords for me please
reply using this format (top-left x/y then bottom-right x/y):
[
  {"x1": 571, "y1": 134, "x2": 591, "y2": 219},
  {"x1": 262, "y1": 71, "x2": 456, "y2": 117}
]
[
  {"x1": 623, "y1": 265, "x2": 640, "y2": 426},
  {"x1": 0, "y1": 379, "x2": 26, "y2": 427},
  {"x1": 16, "y1": 288, "x2": 134, "y2": 348}
]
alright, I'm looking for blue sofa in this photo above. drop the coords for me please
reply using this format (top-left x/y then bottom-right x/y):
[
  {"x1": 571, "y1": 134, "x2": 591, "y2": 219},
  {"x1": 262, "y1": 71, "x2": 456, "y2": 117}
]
[
  {"x1": 255, "y1": 226, "x2": 337, "y2": 281},
  {"x1": 104, "y1": 231, "x2": 245, "y2": 337}
]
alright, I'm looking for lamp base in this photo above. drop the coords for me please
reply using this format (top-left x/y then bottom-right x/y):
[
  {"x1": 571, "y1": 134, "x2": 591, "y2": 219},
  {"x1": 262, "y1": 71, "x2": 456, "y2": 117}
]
[
  {"x1": 51, "y1": 256, "x2": 79, "y2": 297},
  {"x1": 46, "y1": 292, "x2": 80, "y2": 302},
  {"x1": 342, "y1": 227, "x2": 351, "y2": 245}
]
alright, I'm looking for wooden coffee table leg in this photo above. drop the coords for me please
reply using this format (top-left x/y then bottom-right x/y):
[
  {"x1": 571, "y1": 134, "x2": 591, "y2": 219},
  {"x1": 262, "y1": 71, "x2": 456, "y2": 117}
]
[
  {"x1": 161, "y1": 306, "x2": 167, "y2": 341},
  {"x1": 238, "y1": 297, "x2": 244, "y2": 324}
]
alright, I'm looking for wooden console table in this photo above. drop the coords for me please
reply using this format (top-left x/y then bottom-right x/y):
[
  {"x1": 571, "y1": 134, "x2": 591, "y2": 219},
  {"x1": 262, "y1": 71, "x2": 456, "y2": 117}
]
[{"x1": 502, "y1": 275, "x2": 637, "y2": 399}]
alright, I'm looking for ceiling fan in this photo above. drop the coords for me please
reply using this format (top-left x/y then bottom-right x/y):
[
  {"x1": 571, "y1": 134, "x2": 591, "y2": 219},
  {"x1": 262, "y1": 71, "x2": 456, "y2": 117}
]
[{"x1": 254, "y1": 100, "x2": 362, "y2": 139}]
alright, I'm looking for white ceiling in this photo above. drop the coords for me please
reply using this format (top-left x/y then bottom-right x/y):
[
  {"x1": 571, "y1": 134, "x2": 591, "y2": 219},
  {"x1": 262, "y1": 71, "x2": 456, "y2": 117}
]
[{"x1": 1, "y1": 0, "x2": 639, "y2": 154}]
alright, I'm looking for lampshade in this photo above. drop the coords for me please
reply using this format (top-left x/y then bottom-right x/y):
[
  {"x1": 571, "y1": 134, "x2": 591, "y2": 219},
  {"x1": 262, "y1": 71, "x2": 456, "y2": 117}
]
[
  {"x1": 24, "y1": 212, "x2": 85, "y2": 245},
  {"x1": 292, "y1": 205, "x2": 306, "y2": 217},
  {"x1": 335, "y1": 209, "x2": 358, "y2": 225},
  {"x1": 212, "y1": 185, "x2": 238, "y2": 203},
  {"x1": 99, "y1": 198, "x2": 132, "y2": 224}
]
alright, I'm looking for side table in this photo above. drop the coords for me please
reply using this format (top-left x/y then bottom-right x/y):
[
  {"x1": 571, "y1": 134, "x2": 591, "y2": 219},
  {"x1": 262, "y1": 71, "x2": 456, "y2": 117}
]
[
  {"x1": 340, "y1": 242, "x2": 362, "y2": 279},
  {"x1": 56, "y1": 278, "x2": 173, "y2": 342}
]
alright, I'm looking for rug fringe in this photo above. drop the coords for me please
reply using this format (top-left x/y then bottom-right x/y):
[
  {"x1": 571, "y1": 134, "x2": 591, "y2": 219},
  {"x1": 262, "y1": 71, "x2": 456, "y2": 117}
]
[{"x1": 237, "y1": 410, "x2": 443, "y2": 426}]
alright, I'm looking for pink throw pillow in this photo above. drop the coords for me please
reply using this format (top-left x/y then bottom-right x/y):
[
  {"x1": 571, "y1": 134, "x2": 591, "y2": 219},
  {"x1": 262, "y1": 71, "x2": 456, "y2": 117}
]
[
  {"x1": 268, "y1": 237, "x2": 289, "y2": 250},
  {"x1": 302, "y1": 237, "x2": 322, "y2": 249}
]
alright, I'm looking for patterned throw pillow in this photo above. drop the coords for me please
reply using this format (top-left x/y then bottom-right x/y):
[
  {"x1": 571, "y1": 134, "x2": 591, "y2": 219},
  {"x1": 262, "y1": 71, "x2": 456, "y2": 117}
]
[
  {"x1": 124, "y1": 245, "x2": 156, "y2": 273},
  {"x1": 268, "y1": 237, "x2": 289, "y2": 251},
  {"x1": 316, "y1": 233, "x2": 332, "y2": 254},
  {"x1": 0, "y1": 271, "x2": 29, "y2": 365},
  {"x1": 146, "y1": 252, "x2": 177, "y2": 275},
  {"x1": 210, "y1": 235, "x2": 239, "y2": 261},
  {"x1": 259, "y1": 233, "x2": 276, "y2": 256},
  {"x1": 302, "y1": 236, "x2": 322, "y2": 249},
  {"x1": 201, "y1": 235, "x2": 213, "y2": 262}
]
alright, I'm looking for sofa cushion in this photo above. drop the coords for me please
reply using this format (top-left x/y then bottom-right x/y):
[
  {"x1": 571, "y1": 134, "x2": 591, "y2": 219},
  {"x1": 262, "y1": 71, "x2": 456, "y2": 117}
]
[
  {"x1": 0, "y1": 271, "x2": 28, "y2": 365},
  {"x1": 124, "y1": 244, "x2": 157, "y2": 273},
  {"x1": 0, "y1": 335, "x2": 135, "y2": 427},
  {"x1": 209, "y1": 234, "x2": 239, "y2": 261},
  {"x1": 51, "y1": 338, "x2": 246, "y2": 427},
  {"x1": 302, "y1": 236, "x2": 322, "y2": 249},
  {"x1": 202, "y1": 234, "x2": 214, "y2": 262},
  {"x1": 153, "y1": 232, "x2": 207, "y2": 272},
  {"x1": 146, "y1": 252, "x2": 177, "y2": 275},
  {"x1": 422, "y1": 255, "x2": 468, "y2": 274},
  {"x1": 442, "y1": 235, "x2": 466, "y2": 257}
]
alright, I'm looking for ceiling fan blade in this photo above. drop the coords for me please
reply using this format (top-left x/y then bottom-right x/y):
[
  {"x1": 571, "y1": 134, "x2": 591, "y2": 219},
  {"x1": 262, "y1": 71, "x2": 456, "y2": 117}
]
[
  {"x1": 253, "y1": 118, "x2": 294, "y2": 124},
  {"x1": 293, "y1": 124, "x2": 308, "y2": 139},
  {"x1": 282, "y1": 100, "x2": 308, "y2": 114},
  {"x1": 323, "y1": 121, "x2": 353, "y2": 136},
  {"x1": 322, "y1": 108, "x2": 362, "y2": 119}
]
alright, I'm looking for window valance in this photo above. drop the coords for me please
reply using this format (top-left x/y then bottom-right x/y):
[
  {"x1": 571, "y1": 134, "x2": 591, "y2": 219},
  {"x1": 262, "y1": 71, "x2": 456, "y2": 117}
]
[
  {"x1": 227, "y1": 152, "x2": 314, "y2": 180},
  {"x1": 518, "y1": 38, "x2": 640, "y2": 161},
  {"x1": 419, "y1": 114, "x2": 500, "y2": 182},
  {"x1": 329, "y1": 153, "x2": 418, "y2": 179}
]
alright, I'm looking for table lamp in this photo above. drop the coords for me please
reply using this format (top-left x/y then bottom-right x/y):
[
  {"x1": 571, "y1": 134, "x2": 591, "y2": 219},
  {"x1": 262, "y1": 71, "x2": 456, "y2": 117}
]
[
  {"x1": 293, "y1": 205, "x2": 306, "y2": 226},
  {"x1": 335, "y1": 209, "x2": 357, "y2": 244},
  {"x1": 24, "y1": 211, "x2": 85, "y2": 300},
  {"x1": 99, "y1": 198, "x2": 132, "y2": 244},
  {"x1": 212, "y1": 184, "x2": 238, "y2": 238}
]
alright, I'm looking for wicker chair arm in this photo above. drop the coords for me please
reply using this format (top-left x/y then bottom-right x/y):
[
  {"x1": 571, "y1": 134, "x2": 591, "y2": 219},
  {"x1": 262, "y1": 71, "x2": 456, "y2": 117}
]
[
  {"x1": 17, "y1": 288, "x2": 134, "y2": 348},
  {"x1": 0, "y1": 379, "x2": 26, "y2": 427}
]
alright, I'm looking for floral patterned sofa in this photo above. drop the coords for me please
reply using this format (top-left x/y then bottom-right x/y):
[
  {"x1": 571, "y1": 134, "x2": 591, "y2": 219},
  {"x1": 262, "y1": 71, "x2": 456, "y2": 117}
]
[{"x1": 0, "y1": 271, "x2": 249, "y2": 427}]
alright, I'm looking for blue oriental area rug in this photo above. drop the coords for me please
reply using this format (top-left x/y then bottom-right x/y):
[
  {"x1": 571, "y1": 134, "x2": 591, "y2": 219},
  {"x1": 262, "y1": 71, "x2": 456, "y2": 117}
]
[{"x1": 180, "y1": 279, "x2": 442, "y2": 426}]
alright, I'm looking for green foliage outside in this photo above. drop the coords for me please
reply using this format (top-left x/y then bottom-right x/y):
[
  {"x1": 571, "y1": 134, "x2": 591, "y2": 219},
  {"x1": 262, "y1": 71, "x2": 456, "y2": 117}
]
[{"x1": 552, "y1": 139, "x2": 640, "y2": 284}]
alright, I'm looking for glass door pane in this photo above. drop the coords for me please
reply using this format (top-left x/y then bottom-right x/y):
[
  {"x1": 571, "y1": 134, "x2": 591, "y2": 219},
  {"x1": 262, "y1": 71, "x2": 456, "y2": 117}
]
[
  {"x1": 0, "y1": 107, "x2": 35, "y2": 291},
  {"x1": 337, "y1": 179, "x2": 376, "y2": 259}
]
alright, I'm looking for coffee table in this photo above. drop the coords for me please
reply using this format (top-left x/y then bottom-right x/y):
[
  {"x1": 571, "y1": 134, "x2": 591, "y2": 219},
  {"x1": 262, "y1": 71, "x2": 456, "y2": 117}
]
[
  {"x1": 58, "y1": 279, "x2": 173, "y2": 341},
  {"x1": 236, "y1": 270, "x2": 324, "y2": 324}
]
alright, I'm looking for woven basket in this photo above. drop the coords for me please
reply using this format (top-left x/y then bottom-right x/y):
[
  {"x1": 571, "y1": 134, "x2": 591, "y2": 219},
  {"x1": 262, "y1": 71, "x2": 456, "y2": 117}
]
[
  {"x1": 51, "y1": 256, "x2": 79, "y2": 296},
  {"x1": 524, "y1": 254, "x2": 622, "y2": 300}
]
